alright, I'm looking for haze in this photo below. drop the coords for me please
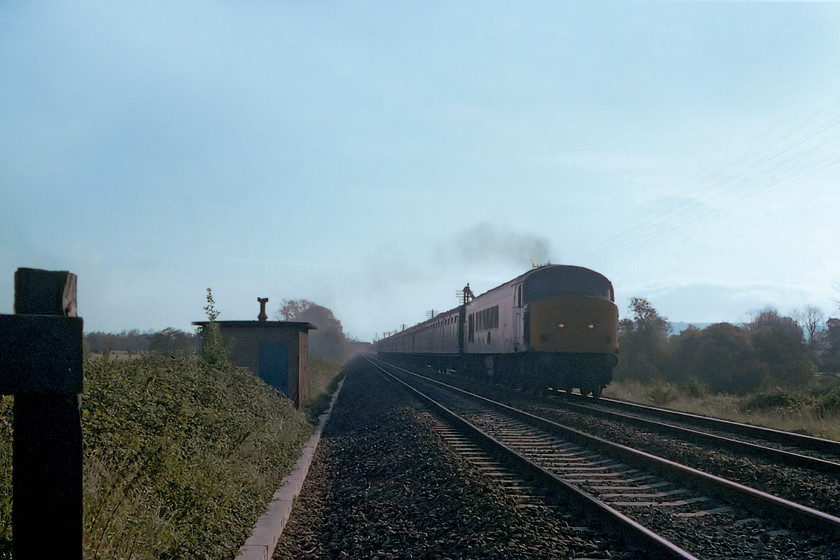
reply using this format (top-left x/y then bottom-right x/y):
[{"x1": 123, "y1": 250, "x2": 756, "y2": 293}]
[{"x1": 2, "y1": 1, "x2": 839, "y2": 341}]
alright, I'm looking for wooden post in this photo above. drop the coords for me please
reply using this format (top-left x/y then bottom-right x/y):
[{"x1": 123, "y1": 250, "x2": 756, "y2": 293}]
[{"x1": 0, "y1": 268, "x2": 83, "y2": 559}]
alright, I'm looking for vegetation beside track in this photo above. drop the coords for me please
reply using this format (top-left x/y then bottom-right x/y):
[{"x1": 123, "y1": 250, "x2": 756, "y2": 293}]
[
  {"x1": 304, "y1": 357, "x2": 345, "y2": 420},
  {"x1": 0, "y1": 397, "x2": 9, "y2": 559},
  {"x1": 604, "y1": 377, "x2": 840, "y2": 441},
  {"x1": 607, "y1": 297, "x2": 840, "y2": 440},
  {"x1": 0, "y1": 355, "x2": 338, "y2": 560}
]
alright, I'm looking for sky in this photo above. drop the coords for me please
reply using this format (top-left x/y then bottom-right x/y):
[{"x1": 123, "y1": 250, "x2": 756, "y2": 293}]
[{"x1": 2, "y1": 0, "x2": 840, "y2": 342}]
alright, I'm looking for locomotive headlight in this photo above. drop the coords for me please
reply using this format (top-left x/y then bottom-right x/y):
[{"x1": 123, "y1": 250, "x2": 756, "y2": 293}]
[
  {"x1": 587, "y1": 323, "x2": 595, "y2": 330},
  {"x1": 557, "y1": 323, "x2": 565, "y2": 329}
]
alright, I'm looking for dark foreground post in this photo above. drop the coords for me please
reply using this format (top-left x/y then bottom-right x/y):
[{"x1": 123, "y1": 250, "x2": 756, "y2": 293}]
[{"x1": 0, "y1": 269, "x2": 83, "y2": 559}]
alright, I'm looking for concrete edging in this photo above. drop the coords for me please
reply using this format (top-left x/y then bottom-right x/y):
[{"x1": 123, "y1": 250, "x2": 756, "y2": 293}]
[{"x1": 237, "y1": 378, "x2": 346, "y2": 560}]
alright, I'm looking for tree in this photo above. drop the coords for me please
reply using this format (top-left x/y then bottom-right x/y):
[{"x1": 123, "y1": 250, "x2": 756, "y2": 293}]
[
  {"x1": 277, "y1": 299, "x2": 347, "y2": 359},
  {"x1": 794, "y1": 305, "x2": 825, "y2": 350},
  {"x1": 277, "y1": 299, "x2": 312, "y2": 321},
  {"x1": 669, "y1": 323, "x2": 760, "y2": 394},
  {"x1": 84, "y1": 331, "x2": 154, "y2": 354},
  {"x1": 746, "y1": 307, "x2": 814, "y2": 388},
  {"x1": 823, "y1": 318, "x2": 840, "y2": 372},
  {"x1": 619, "y1": 297, "x2": 671, "y2": 338},
  {"x1": 149, "y1": 328, "x2": 196, "y2": 357},
  {"x1": 615, "y1": 297, "x2": 671, "y2": 382}
]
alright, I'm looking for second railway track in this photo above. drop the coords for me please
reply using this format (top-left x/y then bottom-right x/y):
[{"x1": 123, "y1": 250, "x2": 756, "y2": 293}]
[
  {"x1": 552, "y1": 392, "x2": 840, "y2": 470},
  {"x1": 369, "y1": 356, "x2": 840, "y2": 560},
  {"x1": 512, "y1": 392, "x2": 840, "y2": 519}
]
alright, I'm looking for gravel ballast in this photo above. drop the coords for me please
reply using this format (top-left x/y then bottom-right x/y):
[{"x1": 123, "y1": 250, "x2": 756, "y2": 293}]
[{"x1": 273, "y1": 359, "x2": 626, "y2": 559}]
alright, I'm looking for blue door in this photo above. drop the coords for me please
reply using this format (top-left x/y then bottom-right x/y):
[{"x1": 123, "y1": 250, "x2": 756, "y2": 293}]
[{"x1": 259, "y1": 342, "x2": 288, "y2": 394}]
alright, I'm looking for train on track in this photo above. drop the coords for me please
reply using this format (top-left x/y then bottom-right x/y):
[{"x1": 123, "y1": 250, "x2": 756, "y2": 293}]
[{"x1": 375, "y1": 265, "x2": 619, "y2": 397}]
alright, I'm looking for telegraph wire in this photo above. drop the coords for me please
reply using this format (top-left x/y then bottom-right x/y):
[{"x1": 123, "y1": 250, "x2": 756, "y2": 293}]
[{"x1": 591, "y1": 90, "x2": 840, "y2": 257}]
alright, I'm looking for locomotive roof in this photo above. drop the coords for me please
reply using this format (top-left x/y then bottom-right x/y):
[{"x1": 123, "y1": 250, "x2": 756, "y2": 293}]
[{"x1": 467, "y1": 264, "x2": 611, "y2": 299}]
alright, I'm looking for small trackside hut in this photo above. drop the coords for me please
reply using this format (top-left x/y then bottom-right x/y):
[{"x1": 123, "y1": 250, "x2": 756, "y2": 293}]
[{"x1": 193, "y1": 297, "x2": 316, "y2": 408}]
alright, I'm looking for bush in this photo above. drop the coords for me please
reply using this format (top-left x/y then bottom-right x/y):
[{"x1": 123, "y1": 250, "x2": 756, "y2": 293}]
[
  {"x1": 646, "y1": 381, "x2": 678, "y2": 407},
  {"x1": 0, "y1": 356, "x2": 312, "y2": 560},
  {"x1": 741, "y1": 391, "x2": 815, "y2": 414},
  {"x1": 679, "y1": 377, "x2": 710, "y2": 399},
  {"x1": 304, "y1": 357, "x2": 345, "y2": 420},
  {"x1": 0, "y1": 397, "x2": 10, "y2": 559},
  {"x1": 815, "y1": 387, "x2": 840, "y2": 417},
  {"x1": 84, "y1": 356, "x2": 313, "y2": 559}
]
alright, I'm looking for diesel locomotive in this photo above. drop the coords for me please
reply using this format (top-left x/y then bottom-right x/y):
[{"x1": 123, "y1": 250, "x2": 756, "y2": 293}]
[{"x1": 375, "y1": 265, "x2": 619, "y2": 397}]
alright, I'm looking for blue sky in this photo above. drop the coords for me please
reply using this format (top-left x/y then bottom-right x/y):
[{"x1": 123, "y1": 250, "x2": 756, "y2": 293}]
[{"x1": 2, "y1": 1, "x2": 840, "y2": 341}]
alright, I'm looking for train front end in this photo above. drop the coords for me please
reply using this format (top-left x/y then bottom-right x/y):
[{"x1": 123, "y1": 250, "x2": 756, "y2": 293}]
[{"x1": 522, "y1": 266, "x2": 618, "y2": 397}]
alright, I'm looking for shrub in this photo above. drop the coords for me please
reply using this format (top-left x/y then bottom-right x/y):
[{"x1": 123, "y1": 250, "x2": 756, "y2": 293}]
[
  {"x1": 815, "y1": 387, "x2": 840, "y2": 417},
  {"x1": 0, "y1": 396, "x2": 11, "y2": 559},
  {"x1": 680, "y1": 377, "x2": 710, "y2": 399},
  {"x1": 741, "y1": 391, "x2": 815, "y2": 414},
  {"x1": 646, "y1": 381, "x2": 678, "y2": 407},
  {"x1": 198, "y1": 288, "x2": 229, "y2": 367},
  {"x1": 304, "y1": 357, "x2": 345, "y2": 420},
  {"x1": 74, "y1": 356, "x2": 308, "y2": 560}
]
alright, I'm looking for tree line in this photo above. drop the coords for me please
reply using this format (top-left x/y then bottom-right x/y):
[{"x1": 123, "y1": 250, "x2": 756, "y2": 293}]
[
  {"x1": 616, "y1": 298, "x2": 840, "y2": 395},
  {"x1": 85, "y1": 329, "x2": 198, "y2": 357},
  {"x1": 85, "y1": 298, "x2": 369, "y2": 361}
]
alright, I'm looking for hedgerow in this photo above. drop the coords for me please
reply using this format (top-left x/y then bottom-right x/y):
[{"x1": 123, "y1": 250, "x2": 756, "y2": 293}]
[
  {"x1": 0, "y1": 396, "x2": 10, "y2": 560},
  {"x1": 1, "y1": 356, "x2": 312, "y2": 559},
  {"x1": 83, "y1": 356, "x2": 311, "y2": 559}
]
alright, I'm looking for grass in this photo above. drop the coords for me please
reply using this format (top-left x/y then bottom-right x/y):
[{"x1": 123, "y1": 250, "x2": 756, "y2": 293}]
[
  {"x1": 303, "y1": 357, "x2": 345, "y2": 421},
  {"x1": 0, "y1": 397, "x2": 10, "y2": 560},
  {"x1": 1, "y1": 355, "x2": 319, "y2": 559},
  {"x1": 604, "y1": 374, "x2": 840, "y2": 441}
]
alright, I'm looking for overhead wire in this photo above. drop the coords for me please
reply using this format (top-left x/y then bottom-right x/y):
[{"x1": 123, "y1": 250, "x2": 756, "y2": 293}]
[{"x1": 590, "y1": 90, "x2": 840, "y2": 258}]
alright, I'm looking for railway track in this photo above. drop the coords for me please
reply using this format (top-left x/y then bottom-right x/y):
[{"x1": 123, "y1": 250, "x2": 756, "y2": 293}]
[
  {"x1": 511, "y1": 391, "x2": 840, "y2": 518},
  {"x1": 368, "y1": 356, "x2": 840, "y2": 560}
]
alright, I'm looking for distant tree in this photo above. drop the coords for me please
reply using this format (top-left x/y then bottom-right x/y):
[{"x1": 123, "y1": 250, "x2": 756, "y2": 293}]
[
  {"x1": 297, "y1": 304, "x2": 347, "y2": 359},
  {"x1": 822, "y1": 318, "x2": 840, "y2": 372},
  {"x1": 85, "y1": 332, "x2": 113, "y2": 354},
  {"x1": 747, "y1": 307, "x2": 796, "y2": 333},
  {"x1": 277, "y1": 299, "x2": 347, "y2": 359},
  {"x1": 746, "y1": 307, "x2": 814, "y2": 388},
  {"x1": 277, "y1": 299, "x2": 312, "y2": 321},
  {"x1": 794, "y1": 305, "x2": 825, "y2": 350},
  {"x1": 615, "y1": 297, "x2": 671, "y2": 382},
  {"x1": 149, "y1": 328, "x2": 197, "y2": 357},
  {"x1": 618, "y1": 297, "x2": 671, "y2": 339},
  {"x1": 669, "y1": 323, "x2": 760, "y2": 394},
  {"x1": 84, "y1": 330, "x2": 154, "y2": 354}
]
